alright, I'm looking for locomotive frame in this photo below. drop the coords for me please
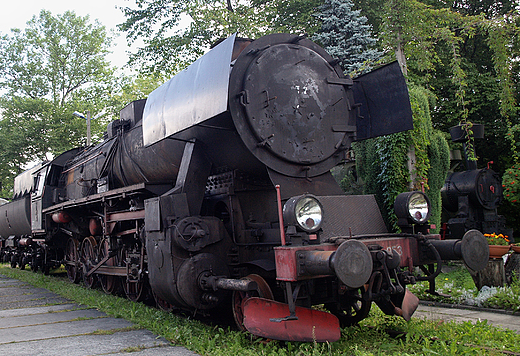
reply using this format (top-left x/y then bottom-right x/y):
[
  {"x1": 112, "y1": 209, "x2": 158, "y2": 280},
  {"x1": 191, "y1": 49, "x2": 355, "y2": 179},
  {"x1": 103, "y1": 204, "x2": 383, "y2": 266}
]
[{"x1": 0, "y1": 33, "x2": 490, "y2": 342}]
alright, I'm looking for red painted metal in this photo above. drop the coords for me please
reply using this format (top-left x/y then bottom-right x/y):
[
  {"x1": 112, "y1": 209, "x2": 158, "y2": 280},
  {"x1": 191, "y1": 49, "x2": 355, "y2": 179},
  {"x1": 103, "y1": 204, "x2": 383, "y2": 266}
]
[
  {"x1": 89, "y1": 218, "x2": 102, "y2": 236},
  {"x1": 274, "y1": 236, "x2": 439, "y2": 282},
  {"x1": 400, "y1": 289, "x2": 419, "y2": 321},
  {"x1": 52, "y1": 211, "x2": 71, "y2": 223},
  {"x1": 274, "y1": 244, "x2": 336, "y2": 281},
  {"x1": 359, "y1": 237, "x2": 415, "y2": 267},
  {"x1": 243, "y1": 297, "x2": 341, "y2": 342}
]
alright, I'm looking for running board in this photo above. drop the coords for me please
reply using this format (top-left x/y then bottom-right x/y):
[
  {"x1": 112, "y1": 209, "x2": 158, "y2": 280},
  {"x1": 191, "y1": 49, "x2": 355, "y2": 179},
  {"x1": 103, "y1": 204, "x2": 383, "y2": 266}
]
[{"x1": 243, "y1": 297, "x2": 341, "y2": 342}]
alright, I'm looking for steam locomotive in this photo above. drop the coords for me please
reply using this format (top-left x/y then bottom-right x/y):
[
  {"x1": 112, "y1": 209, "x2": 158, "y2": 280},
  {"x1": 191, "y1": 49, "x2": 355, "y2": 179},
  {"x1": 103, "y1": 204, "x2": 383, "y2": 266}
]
[
  {"x1": 441, "y1": 125, "x2": 511, "y2": 241},
  {"x1": 0, "y1": 33, "x2": 489, "y2": 342}
]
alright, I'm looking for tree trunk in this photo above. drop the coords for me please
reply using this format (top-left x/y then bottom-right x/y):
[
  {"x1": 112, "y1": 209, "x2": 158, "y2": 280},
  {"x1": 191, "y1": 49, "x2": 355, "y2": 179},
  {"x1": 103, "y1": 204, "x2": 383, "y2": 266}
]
[
  {"x1": 395, "y1": 31, "x2": 408, "y2": 77},
  {"x1": 505, "y1": 253, "x2": 520, "y2": 285},
  {"x1": 469, "y1": 258, "x2": 505, "y2": 289}
]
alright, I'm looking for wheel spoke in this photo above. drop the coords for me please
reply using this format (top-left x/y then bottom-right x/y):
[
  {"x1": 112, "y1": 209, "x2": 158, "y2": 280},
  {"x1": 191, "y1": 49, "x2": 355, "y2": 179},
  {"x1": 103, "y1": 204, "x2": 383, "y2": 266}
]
[
  {"x1": 65, "y1": 238, "x2": 80, "y2": 283},
  {"x1": 122, "y1": 247, "x2": 146, "y2": 302},
  {"x1": 99, "y1": 238, "x2": 120, "y2": 294},
  {"x1": 81, "y1": 237, "x2": 98, "y2": 289},
  {"x1": 326, "y1": 287, "x2": 371, "y2": 327}
]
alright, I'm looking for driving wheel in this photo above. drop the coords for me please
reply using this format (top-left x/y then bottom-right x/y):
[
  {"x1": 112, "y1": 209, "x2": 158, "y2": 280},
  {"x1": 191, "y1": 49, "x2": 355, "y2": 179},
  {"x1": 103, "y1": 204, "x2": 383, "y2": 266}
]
[
  {"x1": 81, "y1": 236, "x2": 98, "y2": 288},
  {"x1": 65, "y1": 238, "x2": 81, "y2": 283},
  {"x1": 122, "y1": 247, "x2": 146, "y2": 302},
  {"x1": 326, "y1": 286, "x2": 371, "y2": 327},
  {"x1": 98, "y1": 238, "x2": 120, "y2": 294},
  {"x1": 232, "y1": 274, "x2": 274, "y2": 331}
]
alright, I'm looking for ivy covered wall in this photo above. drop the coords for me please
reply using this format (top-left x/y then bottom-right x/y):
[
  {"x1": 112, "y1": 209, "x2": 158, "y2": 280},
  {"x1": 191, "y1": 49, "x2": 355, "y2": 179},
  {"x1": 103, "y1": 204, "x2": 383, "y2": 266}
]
[{"x1": 353, "y1": 84, "x2": 450, "y2": 232}]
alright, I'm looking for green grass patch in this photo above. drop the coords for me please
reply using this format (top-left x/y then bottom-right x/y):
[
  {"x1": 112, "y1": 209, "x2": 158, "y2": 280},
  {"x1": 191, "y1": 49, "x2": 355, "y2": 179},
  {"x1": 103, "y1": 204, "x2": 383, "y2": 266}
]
[{"x1": 1, "y1": 263, "x2": 520, "y2": 355}]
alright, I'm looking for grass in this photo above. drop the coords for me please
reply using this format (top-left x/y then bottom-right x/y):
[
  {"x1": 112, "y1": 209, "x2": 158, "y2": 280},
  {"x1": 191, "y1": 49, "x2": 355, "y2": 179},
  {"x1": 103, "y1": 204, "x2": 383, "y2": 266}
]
[{"x1": 2, "y1": 263, "x2": 520, "y2": 355}]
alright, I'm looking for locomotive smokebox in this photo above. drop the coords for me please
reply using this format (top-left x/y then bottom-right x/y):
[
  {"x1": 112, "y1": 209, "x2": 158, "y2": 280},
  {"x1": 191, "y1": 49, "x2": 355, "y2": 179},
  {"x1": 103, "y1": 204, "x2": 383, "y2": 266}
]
[
  {"x1": 228, "y1": 34, "x2": 357, "y2": 178},
  {"x1": 442, "y1": 168, "x2": 503, "y2": 212},
  {"x1": 142, "y1": 33, "x2": 413, "y2": 183}
]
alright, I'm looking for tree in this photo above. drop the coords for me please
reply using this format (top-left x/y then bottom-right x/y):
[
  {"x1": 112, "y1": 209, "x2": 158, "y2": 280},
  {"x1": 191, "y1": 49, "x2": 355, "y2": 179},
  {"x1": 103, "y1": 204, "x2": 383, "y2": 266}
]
[
  {"x1": 312, "y1": 0, "x2": 382, "y2": 75},
  {"x1": 118, "y1": 0, "x2": 324, "y2": 74},
  {"x1": 119, "y1": 0, "x2": 271, "y2": 74},
  {"x1": 252, "y1": 0, "x2": 323, "y2": 34},
  {"x1": 0, "y1": 10, "x2": 119, "y2": 198}
]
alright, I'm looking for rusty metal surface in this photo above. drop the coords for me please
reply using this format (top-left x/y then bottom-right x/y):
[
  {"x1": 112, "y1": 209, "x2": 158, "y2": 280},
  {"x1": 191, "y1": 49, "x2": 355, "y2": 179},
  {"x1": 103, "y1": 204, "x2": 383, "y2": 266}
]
[
  {"x1": 274, "y1": 244, "x2": 336, "y2": 281},
  {"x1": 358, "y1": 237, "x2": 417, "y2": 267},
  {"x1": 274, "y1": 235, "x2": 422, "y2": 282},
  {"x1": 142, "y1": 35, "x2": 236, "y2": 147},
  {"x1": 107, "y1": 210, "x2": 145, "y2": 222},
  {"x1": 42, "y1": 183, "x2": 148, "y2": 214},
  {"x1": 229, "y1": 33, "x2": 356, "y2": 179},
  {"x1": 243, "y1": 297, "x2": 341, "y2": 342}
]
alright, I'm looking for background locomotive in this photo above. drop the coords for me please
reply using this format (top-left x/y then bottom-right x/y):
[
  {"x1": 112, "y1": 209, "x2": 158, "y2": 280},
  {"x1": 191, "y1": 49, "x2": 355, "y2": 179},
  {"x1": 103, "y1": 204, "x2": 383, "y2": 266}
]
[
  {"x1": 0, "y1": 33, "x2": 489, "y2": 342},
  {"x1": 441, "y1": 125, "x2": 511, "y2": 241}
]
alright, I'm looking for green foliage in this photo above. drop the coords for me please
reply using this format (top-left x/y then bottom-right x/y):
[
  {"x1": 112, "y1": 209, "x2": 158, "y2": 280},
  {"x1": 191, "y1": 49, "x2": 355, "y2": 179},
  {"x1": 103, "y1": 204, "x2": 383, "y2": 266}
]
[
  {"x1": 409, "y1": 84, "x2": 450, "y2": 233},
  {"x1": 353, "y1": 0, "x2": 520, "y2": 175},
  {"x1": 0, "y1": 10, "x2": 113, "y2": 102},
  {"x1": 408, "y1": 85, "x2": 433, "y2": 188},
  {"x1": 354, "y1": 85, "x2": 449, "y2": 232},
  {"x1": 410, "y1": 262, "x2": 520, "y2": 314},
  {"x1": 375, "y1": 133, "x2": 411, "y2": 231},
  {"x1": 378, "y1": 1, "x2": 520, "y2": 168},
  {"x1": 312, "y1": 0, "x2": 382, "y2": 75},
  {"x1": 119, "y1": 1, "x2": 268, "y2": 74},
  {"x1": 118, "y1": 0, "x2": 326, "y2": 75},
  {"x1": 0, "y1": 10, "x2": 120, "y2": 198},
  {"x1": 427, "y1": 131, "x2": 450, "y2": 232},
  {"x1": 252, "y1": 0, "x2": 323, "y2": 35}
]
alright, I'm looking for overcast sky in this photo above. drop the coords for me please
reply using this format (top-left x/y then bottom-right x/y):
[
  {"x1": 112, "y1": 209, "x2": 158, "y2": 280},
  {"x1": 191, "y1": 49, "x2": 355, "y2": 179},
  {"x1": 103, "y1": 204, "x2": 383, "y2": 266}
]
[{"x1": 0, "y1": 0, "x2": 134, "y2": 69}]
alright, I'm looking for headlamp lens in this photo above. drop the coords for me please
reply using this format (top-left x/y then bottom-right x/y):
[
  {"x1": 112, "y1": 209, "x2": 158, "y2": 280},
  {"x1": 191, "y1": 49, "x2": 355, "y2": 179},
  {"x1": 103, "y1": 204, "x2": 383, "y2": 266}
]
[
  {"x1": 408, "y1": 192, "x2": 430, "y2": 224},
  {"x1": 295, "y1": 196, "x2": 323, "y2": 231},
  {"x1": 284, "y1": 195, "x2": 324, "y2": 233}
]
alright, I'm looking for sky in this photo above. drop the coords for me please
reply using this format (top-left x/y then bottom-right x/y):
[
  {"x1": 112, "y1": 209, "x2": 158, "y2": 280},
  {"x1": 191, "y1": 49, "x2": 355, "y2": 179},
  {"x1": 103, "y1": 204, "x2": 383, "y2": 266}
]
[{"x1": 0, "y1": 0, "x2": 135, "y2": 69}]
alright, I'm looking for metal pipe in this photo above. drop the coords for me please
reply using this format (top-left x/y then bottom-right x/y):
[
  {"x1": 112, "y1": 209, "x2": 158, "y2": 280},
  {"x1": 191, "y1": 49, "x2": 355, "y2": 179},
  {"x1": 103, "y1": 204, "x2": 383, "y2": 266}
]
[
  {"x1": 275, "y1": 185, "x2": 286, "y2": 246},
  {"x1": 428, "y1": 239, "x2": 462, "y2": 260},
  {"x1": 215, "y1": 278, "x2": 258, "y2": 292}
]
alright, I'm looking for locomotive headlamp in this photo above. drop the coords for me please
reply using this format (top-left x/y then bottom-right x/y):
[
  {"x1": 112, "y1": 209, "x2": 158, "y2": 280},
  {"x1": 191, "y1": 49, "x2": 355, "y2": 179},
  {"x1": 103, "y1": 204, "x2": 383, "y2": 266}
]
[
  {"x1": 394, "y1": 191, "x2": 431, "y2": 225},
  {"x1": 283, "y1": 195, "x2": 324, "y2": 233}
]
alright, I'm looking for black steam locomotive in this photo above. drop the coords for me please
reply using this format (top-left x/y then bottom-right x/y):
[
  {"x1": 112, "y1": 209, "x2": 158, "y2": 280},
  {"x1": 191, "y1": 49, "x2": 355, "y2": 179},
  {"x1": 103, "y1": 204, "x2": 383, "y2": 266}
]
[
  {"x1": 441, "y1": 125, "x2": 511, "y2": 241},
  {"x1": 0, "y1": 34, "x2": 489, "y2": 342}
]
